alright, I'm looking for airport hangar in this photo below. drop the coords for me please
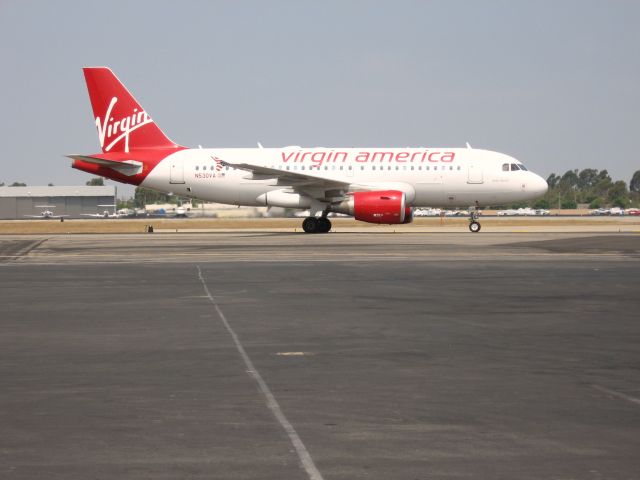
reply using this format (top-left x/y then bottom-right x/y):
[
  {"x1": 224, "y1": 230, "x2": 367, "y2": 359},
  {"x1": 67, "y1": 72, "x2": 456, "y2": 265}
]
[{"x1": 0, "y1": 185, "x2": 116, "y2": 219}]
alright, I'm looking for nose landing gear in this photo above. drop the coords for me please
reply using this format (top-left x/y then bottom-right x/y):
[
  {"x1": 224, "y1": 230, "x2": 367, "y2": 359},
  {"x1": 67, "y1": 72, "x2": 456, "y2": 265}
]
[{"x1": 468, "y1": 204, "x2": 481, "y2": 233}]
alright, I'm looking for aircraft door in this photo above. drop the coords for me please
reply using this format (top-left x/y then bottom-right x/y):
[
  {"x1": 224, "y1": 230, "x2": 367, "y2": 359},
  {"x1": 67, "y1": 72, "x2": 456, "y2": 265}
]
[
  {"x1": 170, "y1": 159, "x2": 185, "y2": 184},
  {"x1": 467, "y1": 164, "x2": 483, "y2": 184}
]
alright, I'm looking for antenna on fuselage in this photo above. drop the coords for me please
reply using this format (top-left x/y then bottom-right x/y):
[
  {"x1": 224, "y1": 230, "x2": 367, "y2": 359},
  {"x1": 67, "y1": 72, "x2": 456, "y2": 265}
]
[
  {"x1": 257, "y1": 142, "x2": 264, "y2": 149},
  {"x1": 466, "y1": 142, "x2": 473, "y2": 149}
]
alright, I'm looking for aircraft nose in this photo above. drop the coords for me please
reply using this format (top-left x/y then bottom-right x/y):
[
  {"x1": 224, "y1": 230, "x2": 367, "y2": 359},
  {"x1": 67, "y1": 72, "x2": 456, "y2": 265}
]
[{"x1": 533, "y1": 174, "x2": 548, "y2": 195}]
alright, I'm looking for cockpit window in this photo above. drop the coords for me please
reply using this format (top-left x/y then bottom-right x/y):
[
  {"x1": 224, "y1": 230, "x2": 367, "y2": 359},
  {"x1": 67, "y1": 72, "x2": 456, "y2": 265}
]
[
  {"x1": 510, "y1": 163, "x2": 520, "y2": 171},
  {"x1": 502, "y1": 163, "x2": 509, "y2": 171},
  {"x1": 519, "y1": 164, "x2": 528, "y2": 171}
]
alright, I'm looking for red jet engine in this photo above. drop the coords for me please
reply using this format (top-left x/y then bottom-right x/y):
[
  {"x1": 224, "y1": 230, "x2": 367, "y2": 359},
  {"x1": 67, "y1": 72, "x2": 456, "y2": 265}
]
[{"x1": 335, "y1": 190, "x2": 413, "y2": 224}]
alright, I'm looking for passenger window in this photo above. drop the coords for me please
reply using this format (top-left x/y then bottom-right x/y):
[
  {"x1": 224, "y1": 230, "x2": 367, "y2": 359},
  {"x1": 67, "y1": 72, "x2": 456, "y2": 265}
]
[
  {"x1": 360, "y1": 166, "x2": 364, "y2": 170},
  {"x1": 457, "y1": 166, "x2": 461, "y2": 171},
  {"x1": 502, "y1": 164, "x2": 509, "y2": 171},
  {"x1": 372, "y1": 166, "x2": 376, "y2": 171},
  {"x1": 195, "y1": 166, "x2": 199, "y2": 171},
  {"x1": 434, "y1": 166, "x2": 437, "y2": 170},
  {"x1": 511, "y1": 163, "x2": 520, "y2": 171},
  {"x1": 410, "y1": 166, "x2": 414, "y2": 171},
  {"x1": 450, "y1": 166, "x2": 453, "y2": 170}
]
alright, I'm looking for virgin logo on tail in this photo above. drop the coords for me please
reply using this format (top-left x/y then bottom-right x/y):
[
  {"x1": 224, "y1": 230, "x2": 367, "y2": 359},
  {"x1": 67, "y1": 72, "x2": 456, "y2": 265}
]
[{"x1": 96, "y1": 97, "x2": 153, "y2": 152}]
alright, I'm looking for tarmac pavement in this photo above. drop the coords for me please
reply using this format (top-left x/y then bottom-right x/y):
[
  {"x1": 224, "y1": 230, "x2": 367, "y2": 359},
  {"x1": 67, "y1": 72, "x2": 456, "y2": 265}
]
[{"x1": 1, "y1": 232, "x2": 639, "y2": 479}]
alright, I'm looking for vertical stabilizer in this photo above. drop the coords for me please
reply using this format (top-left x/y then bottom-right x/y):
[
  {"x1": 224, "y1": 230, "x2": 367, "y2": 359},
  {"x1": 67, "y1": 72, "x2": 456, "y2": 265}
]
[{"x1": 83, "y1": 67, "x2": 180, "y2": 153}]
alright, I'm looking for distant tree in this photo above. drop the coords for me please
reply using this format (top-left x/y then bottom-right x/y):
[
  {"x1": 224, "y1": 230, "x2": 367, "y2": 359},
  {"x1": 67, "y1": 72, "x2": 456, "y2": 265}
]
[
  {"x1": 561, "y1": 198, "x2": 577, "y2": 209},
  {"x1": 559, "y1": 169, "x2": 579, "y2": 190},
  {"x1": 593, "y1": 171, "x2": 613, "y2": 197},
  {"x1": 48, "y1": 183, "x2": 54, "y2": 186},
  {"x1": 546, "y1": 173, "x2": 559, "y2": 188},
  {"x1": 589, "y1": 198, "x2": 604, "y2": 209},
  {"x1": 10, "y1": 182, "x2": 26, "y2": 187},
  {"x1": 631, "y1": 170, "x2": 640, "y2": 193},
  {"x1": 533, "y1": 198, "x2": 550, "y2": 209},
  {"x1": 86, "y1": 177, "x2": 104, "y2": 186},
  {"x1": 134, "y1": 186, "x2": 177, "y2": 208},
  {"x1": 577, "y1": 168, "x2": 599, "y2": 189},
  {"x1": 607, "y1": 180, "x2": 629, "y2": 208},
  {"x1": 0, "y1": 182, "x2": 4, "y2": 187},
  {"x1": 611, "y1": 197, "x2": 628, "y2": 208}
]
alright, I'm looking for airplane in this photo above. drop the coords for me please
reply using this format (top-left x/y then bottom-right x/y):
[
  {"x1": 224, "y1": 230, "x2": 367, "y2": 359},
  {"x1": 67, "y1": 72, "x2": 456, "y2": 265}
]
[
  {"x1": 67, "y1": 67, "x2": 548, "y2": 233},
  {"x1": 80, "y1": 204, "x2": 121, "y2": 218},
  {"x1": 24, "y1": 205, "x2": 68, "y2": 219}
]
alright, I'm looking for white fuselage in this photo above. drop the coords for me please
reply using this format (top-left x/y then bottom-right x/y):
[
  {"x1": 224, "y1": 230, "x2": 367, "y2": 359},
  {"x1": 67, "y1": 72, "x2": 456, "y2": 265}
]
[{"x1": 142, "y1": 147, "x2": 548, "y2": 208}]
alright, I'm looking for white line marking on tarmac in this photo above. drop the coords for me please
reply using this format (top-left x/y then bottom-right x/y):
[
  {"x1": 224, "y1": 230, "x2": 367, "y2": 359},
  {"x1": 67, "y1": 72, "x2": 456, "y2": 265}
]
[
  {"x1": 196, "y1": 265, "x2": 324, "y2": 480},
  {"x1": 592, "y1": 385, "x2": 640, "y2": 406}
]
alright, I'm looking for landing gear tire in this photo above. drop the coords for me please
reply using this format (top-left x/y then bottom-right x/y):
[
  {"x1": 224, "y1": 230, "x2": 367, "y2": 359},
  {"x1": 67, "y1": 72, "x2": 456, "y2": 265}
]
[
  {"x1": 317, "y1": 217, "x2": 332, "y2": 233},
  {"x1": 302, "y1": 217, "x2": 318, "y2": 233},
  {"x1": 302, "y1": 217, "x2": 332, "y2": 233},
  {"x1": 469, "y1": 221, "x2": 481, "y2": 233}
]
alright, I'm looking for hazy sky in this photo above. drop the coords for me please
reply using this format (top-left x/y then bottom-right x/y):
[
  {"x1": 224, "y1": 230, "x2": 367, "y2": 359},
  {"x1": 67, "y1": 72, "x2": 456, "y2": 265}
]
[{"x1": 1, "y1": 0, "x2": 638, "y2": 198}]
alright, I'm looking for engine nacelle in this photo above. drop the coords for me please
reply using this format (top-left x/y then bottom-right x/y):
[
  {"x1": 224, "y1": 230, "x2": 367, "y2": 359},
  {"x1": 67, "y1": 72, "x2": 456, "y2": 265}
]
[
  {"x1": 334, "y1": 190, "x2": 413, "y2": 224},
  {"x1": 256, "y1": 189, "x2": 311, "y2": 208}
]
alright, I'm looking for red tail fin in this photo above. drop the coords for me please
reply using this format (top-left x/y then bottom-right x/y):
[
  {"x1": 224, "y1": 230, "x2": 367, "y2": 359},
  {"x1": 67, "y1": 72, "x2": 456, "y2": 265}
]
[{"x1": 83, "y1": 67, "x2": 180, "y2": 153}]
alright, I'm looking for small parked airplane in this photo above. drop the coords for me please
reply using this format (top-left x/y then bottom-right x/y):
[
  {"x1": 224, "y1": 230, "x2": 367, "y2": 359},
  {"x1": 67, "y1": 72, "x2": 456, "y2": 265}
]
[
  {"x1": 81, "y1": 204, "x2": 121, "y2": 218},
  {"x1": 24, "y1": 206, "x2": 68, "y2": 219},
  {"x1": 68, "y1": 67, "x2": 548, "y2": 232}
]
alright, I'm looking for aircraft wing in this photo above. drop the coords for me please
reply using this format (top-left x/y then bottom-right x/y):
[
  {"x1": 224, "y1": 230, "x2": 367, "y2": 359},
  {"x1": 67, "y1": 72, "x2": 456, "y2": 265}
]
[
  {"x1": 219, "y1": 159, "x2": 351, "y2": 189},
  {"x1": 219, "y1": 159, "x2": 415, "y2": 204}
]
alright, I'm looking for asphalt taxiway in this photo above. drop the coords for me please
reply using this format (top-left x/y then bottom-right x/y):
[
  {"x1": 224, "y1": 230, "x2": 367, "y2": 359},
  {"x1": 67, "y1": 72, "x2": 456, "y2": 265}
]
[{"x1": 1, "y1": 231, "x2": 639, "y2": 479}]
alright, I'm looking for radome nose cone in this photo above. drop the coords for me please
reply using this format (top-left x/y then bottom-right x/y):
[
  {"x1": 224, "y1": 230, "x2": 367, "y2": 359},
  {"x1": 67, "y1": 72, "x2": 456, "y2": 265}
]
[{"x1": 535, "y1": 175, "x2": 548, "y2": 195}]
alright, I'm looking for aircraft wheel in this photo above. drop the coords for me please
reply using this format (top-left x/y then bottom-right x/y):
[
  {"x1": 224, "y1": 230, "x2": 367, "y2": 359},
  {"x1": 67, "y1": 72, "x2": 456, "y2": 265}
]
[
  {"x1": 317, "y1": 217, "x2": 332, "y2": 233},
  {"x1": 302, "y1": 217, "x2": 318, "y2": 233},
  {"x1": 469, "y1": 221, "x2": 481, "y2": 233}
]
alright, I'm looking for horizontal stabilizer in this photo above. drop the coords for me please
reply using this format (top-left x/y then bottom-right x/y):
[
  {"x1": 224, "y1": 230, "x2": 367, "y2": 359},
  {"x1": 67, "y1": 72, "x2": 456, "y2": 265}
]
[{"x1": 66, "y1": 154, "x2": 143, "y2": 176}]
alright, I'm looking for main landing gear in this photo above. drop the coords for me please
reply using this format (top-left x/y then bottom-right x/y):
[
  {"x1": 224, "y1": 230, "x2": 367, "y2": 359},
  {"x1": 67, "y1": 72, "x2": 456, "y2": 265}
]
[
  {"x1": 302, "y1": 216, "x2": 332, "y2": 234},
  {"x1": 468, "y1": 205, "x2": 481, "y2": 233}
]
